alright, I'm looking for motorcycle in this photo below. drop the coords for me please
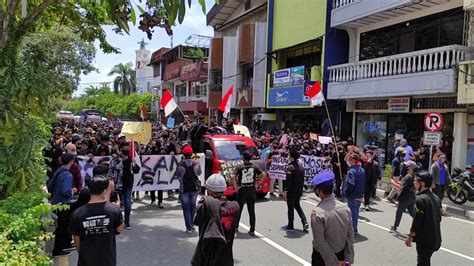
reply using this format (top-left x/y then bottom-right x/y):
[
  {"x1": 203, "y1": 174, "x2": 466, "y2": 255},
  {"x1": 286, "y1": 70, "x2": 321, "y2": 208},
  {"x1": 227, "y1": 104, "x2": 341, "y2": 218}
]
[{"x1": 447, "y1": 167, "x2": 474, "y2": 205}]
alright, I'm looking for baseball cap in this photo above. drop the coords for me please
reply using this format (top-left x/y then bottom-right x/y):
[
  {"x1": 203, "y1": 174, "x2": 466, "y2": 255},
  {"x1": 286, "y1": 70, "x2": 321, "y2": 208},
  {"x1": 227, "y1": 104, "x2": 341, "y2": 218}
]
[
  {"x1": 404, "y1": 160, "x2": 418, "y2": 168},
  {"x1": 205, "y1": 174, "x2": 227, "y2": 193},
  {"x1": 311, "y1": 171, "x2": 335, "y2": 187},
  {"x1": 397, "y1": 148, "x2": 406, "y2": 155},
  {"x1": 182, "y1": 145, "x2": 193, "y2": 156}
]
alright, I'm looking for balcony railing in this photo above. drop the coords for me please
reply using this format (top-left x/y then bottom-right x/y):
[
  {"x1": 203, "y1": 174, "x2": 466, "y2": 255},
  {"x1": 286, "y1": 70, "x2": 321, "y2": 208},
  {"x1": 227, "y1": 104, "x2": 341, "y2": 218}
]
[
  {"x1": 164, "y1": 60, "x2": 189, "y2": 81},
  {"x1": 332, "y1": 0, "x2": 356, "y2": 9},
  {"x1": 458, "y1": 60, "x2": 474, "y2": 104},
  {"x1": 176, "y1": 95, "x2": 207, "y2": 103},
  {"x1": 329, "y1": 45, "x2": 471, "y2": 83}
]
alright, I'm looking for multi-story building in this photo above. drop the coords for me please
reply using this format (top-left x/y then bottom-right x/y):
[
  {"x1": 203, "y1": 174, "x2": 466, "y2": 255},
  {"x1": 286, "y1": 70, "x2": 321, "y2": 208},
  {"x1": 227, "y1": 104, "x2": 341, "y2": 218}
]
[
  {"x1": 148, "y1": 43, "x2": 209, "y2": 122},
  {"x1": 207, "y1": 0, "x2": 268, "y2": 126},
  {"x1": 135, "y1": 39, "x2": 161, "y2": 95},
  {"x1": 327, "y1": 0, "x2": 471, "y2": 168},
  {"x1": 264, "y1": 0, "x2": 352, "y2": 135}
]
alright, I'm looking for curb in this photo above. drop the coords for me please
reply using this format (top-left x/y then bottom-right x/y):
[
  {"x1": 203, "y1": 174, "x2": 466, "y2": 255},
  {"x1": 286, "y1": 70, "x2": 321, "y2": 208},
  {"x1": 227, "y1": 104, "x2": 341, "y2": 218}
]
[{"x1": 375, "y1": 189, "x2": 474, "y2": 221}]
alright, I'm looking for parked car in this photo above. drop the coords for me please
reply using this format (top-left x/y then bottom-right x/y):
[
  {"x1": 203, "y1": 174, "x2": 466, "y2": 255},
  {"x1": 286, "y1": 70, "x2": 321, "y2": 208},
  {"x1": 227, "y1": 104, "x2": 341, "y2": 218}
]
[{"x1": 202, "y1": 134, "x2": 270, "y2": 198}]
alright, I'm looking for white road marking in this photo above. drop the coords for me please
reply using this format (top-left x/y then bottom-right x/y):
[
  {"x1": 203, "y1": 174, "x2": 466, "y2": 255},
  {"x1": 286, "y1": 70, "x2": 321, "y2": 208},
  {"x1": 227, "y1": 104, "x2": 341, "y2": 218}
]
[
  {"x1": 239, "y1": 222, "x2": 311, "y2": 266},
  {"x1": 302, "y1": 200, "x2": 474, "y2": 261},
  {"x1": 446, "y1": 216, "x2": 474, "y2": 225}
]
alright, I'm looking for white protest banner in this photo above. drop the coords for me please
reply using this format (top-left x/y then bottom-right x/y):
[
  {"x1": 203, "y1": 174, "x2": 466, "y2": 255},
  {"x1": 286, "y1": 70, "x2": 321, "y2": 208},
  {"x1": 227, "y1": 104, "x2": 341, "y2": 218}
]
[
  {"x1": 318, "y1": 136, "x2": 333, "y2": 144},
  {"x1": 299, "y1": 155, "x2": 324, "y2": 186},
  {"x1": 268, "y1": 155, "x2": 288, "y2": 180},
  {"x1": 76, "y1": 156, "x2": 112, "y2": 187},
  {"x1": 134, "y1": 153, "x2": 205, "y2": 191},
  {"x1": 77, "y1": 154, "x2": 205, "y2": 191}
]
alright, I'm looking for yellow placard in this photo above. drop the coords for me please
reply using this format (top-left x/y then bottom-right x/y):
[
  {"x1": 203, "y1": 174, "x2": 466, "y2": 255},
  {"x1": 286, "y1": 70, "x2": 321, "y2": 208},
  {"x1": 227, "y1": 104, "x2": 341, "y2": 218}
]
[
  {"x1": 121, "y1": 122, "x2": 152, "y2": 144},
  {"x1": 233, "y1": 125, "x2": 251, "y2": 137}
]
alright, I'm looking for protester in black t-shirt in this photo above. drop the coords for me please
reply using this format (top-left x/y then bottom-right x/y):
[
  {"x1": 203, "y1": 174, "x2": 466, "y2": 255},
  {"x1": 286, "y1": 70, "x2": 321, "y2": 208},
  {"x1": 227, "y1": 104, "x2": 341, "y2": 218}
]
[
  {"x1": 231, "y1": 150, "x2": 265, "y2": 236},
  {"x1": 70, "y1": 175, "x2": 124, "y2": 266}
]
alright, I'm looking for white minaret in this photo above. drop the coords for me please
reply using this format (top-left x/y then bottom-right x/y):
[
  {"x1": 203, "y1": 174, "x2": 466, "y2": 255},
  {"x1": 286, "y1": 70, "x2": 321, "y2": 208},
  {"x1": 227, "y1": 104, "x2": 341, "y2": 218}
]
[{"x1": 135, "y1": 39, "x2": 154, "y2": 95}]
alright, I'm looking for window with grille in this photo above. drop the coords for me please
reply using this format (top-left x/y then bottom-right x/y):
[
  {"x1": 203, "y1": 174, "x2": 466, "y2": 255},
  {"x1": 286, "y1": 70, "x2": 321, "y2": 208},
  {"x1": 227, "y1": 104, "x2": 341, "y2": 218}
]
[
  {"x1": 175, "y1": 83, "x2": 187, "y2": 97},
  {"x1": 192, "y1": 82, "x2": 207, "y2": 98}
]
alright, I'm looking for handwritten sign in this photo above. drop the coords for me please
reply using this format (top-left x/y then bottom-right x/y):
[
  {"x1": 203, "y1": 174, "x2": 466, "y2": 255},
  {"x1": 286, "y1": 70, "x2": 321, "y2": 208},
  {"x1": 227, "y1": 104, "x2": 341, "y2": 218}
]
[
  {"x1": 267, "y1": 155, "x2": 324, "y2": 185},
  {"x1": 268, "y1": 156, "x2": 288, "y2": 180},
  {"x1": 318, "y1": 136, "x2": 333, "y2": 144},
  {"x1": 220, "y1": 160, "x2": 244, "y2": 183}
]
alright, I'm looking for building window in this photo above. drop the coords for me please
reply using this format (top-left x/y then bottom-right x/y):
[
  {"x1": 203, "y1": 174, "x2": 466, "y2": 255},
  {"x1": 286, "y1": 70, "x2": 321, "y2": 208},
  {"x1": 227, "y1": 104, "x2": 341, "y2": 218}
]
[
  {"x1": 147, "y1": 82, "x2": 150, "y2": 93},
  {"x1": 244, "y1": 0, "x2": 251, "y2": 11},
  {"x1": 175, "y1": 83, "x2": 187, "y2": 98},
  {"x1": 153, "y1": 65, "x2": 161, "y2": 78},
  {"x1": 242, "y1": 64, "x2": 253, "y2": 87},
  {"x1": 284, "y1": 43, "x2": 322, "y2": 80},
  {"x1": 192, "y1": 82, "x2": 207, "y2": 98},
  {"x1": 359, "y1": 7, "x2": 463, "y2": 61}
]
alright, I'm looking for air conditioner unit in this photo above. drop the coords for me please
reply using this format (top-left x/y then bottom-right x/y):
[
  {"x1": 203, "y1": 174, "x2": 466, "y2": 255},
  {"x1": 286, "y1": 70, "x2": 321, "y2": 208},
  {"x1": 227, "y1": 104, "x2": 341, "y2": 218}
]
[{"x1": 464, "y1": 0, "x2": 474, "y2": 11}]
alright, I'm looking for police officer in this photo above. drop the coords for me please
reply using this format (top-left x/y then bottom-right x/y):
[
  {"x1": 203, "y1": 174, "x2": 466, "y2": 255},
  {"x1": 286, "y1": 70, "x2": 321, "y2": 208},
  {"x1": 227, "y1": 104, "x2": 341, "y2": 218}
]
[
  {"x1": 282, "y1": 149, "x2": 308, "y2": 232},
  {"x1": 231, "y1": 150, "x2": 265, "y2": 236},
  {"x1": 311, "y1": 171, "x2": 354, "y2": 266}
]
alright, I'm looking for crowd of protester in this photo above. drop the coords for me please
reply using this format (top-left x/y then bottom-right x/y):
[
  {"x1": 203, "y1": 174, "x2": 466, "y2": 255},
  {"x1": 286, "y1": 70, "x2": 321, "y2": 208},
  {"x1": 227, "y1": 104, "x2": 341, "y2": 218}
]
[{"x1": 45, "y1": 116, "x2": 449, "y2": 265}]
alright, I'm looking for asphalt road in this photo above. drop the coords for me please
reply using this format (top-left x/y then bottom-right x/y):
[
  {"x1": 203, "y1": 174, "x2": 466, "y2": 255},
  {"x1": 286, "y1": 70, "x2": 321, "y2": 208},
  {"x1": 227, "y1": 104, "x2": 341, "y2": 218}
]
[{"x1": 63, "y1": 192, "x2": 474, "y2": 266}]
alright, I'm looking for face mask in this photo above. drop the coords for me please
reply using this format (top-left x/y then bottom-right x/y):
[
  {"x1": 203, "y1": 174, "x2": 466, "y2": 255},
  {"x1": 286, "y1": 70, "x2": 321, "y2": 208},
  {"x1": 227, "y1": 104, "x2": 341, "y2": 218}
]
[
  {"x1": 314, "y1": 189, "x2": 320, "y2": 198},
  {"x1": 317, "y1": 147, "x2": 321, "y2": 151},
  {"x1": 440, "y1": 158, "x2": 446, "y2": 164}
]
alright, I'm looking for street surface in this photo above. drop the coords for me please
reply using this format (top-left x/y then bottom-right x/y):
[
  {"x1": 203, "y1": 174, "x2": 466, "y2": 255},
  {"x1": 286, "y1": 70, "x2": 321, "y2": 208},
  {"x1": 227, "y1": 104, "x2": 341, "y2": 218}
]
[{"x1": 64, "y1": 192, "x2": 474, "y2": 266}]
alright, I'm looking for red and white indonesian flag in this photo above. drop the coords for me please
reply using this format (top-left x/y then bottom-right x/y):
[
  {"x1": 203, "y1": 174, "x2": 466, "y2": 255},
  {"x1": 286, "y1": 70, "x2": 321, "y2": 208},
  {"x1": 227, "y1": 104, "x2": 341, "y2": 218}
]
[
  {"x1": 305, "y1": 81, "x2": 325, "y2": 106},
  {"x1": 160, "y1": 89, "x2": 178, "y2": 117},
  {"x1": 218, "y1": 86, "x2": 233, "y2": 118}
]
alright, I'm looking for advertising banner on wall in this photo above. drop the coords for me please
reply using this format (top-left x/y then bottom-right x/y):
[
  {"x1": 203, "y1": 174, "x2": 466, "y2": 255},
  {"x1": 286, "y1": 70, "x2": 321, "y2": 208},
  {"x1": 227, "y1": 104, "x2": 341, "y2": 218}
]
[
  {"x1": 76, "y1": 154, "x2": 205, "y2": 191},
  {"x1": 273, "y1": 65, "x2": 305, "y2": 88},
  {"x1": 268, "y1": 66, "x2": 311, "y2": 108},
  {"x1": 267, "y1": 87, "x2": 309, "y2": 107}
]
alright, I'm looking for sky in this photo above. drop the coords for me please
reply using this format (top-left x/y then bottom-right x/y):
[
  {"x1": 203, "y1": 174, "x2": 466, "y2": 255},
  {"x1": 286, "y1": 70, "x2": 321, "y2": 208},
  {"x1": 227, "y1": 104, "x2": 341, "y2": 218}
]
[{"x1": 77, "y1": 0, "x2": 215, "y2": 96}]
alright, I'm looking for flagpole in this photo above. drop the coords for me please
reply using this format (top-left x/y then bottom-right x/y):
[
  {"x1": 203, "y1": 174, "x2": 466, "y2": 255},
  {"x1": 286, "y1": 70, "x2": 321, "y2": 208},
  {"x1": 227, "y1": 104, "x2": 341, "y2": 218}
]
[
  {"x1": 176, "y1": 104, "x2": 190, "y2": 125},
  {"x1": 321, "y1": 100, "x2": 344, "y2": 185}
]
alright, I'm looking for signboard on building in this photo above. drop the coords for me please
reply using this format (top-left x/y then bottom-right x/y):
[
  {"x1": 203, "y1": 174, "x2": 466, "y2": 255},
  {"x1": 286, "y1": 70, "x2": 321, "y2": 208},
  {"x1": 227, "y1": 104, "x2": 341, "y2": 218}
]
[
  {"x1": 290, "y1": 66, "x2": 305, "y2": 86},
  {"x1": 423, "y1": 131, "x2": 442, "y2": 146},
  {"x1": 273, "y1": 68, "x2": 291, "y2": 87},
  {"x1": 388, "y1": 98, "x2": 410, "y2": 113},
  {"x1": 267, "y1": 87, "x2": 309, "y2": 107},
  {"x1": 273, "y1": 65, "x2": 305, "y2": 87}
]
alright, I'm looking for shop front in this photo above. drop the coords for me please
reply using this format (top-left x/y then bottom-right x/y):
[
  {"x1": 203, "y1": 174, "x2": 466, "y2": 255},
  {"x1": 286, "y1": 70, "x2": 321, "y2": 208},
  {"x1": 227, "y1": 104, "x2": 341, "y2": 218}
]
[{"x1": 353, "y1": 96, "x2": 463, "y2": 165}]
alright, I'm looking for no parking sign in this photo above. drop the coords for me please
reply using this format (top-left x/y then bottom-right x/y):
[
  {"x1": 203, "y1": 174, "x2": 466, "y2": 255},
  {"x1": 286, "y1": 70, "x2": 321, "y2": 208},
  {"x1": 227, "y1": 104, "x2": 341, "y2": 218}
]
[{"x1": 424, "y1": 112, "x2": 443, "y2": 132}]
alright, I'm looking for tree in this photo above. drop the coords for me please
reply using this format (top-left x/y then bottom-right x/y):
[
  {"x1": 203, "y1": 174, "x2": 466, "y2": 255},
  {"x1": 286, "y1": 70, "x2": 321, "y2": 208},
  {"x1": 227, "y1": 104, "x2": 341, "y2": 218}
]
[
  {"x1": 64, "y1": 90, "x2": 152, "y2": 120},
  {"x1": 108, "y1": 62, "x2": 135, "y2": 95}
]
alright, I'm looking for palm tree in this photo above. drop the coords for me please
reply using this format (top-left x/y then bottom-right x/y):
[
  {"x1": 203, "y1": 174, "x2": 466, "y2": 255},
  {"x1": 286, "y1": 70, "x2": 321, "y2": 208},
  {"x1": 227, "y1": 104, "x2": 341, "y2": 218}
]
[{"x1": 108, "y1": 62, "x2": 135, "y2": 95}]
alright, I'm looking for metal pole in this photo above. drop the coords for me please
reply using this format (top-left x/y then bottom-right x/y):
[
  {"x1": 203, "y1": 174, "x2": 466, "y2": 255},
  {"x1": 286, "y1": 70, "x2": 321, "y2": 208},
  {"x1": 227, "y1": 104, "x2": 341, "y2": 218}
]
[
  {"x1": 429, "y1": 145, "x2": 433, "y2": 172},
  {"x1": 323, "y1": 101, "x2": 344, "y2": 182}
]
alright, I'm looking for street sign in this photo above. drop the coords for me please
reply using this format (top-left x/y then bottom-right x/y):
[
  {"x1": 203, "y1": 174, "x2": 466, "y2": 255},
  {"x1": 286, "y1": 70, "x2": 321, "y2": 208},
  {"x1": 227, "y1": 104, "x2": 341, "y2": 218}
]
[
  {"x1": 424, "y1": 112, "x2": 443, "y2": 132},
  {"x1": 423, "y1": 131, "x2": 442, "y2": 146}
]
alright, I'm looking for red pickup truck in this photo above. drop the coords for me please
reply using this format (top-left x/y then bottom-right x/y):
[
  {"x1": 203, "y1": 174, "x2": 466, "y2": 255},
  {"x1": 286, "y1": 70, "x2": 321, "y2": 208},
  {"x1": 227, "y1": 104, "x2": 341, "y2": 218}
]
[{"x1": 202, "y1": 134, "x2": 270, "y2": 197}]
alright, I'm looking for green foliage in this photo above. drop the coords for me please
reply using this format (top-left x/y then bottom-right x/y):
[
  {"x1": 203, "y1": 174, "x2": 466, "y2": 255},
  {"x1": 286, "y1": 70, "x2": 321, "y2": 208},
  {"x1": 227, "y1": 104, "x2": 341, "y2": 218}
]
[
  {"x1": 108, "y1": 62, "x2": 136, "y2": 95},
  {"x1": 64, "y1": 87, "x2": 152, "y2": 120},
  {"x1": 183, "y1": 48, "x2": 205, "y2": 60},
  {"x1": 0, "y1": 191, "x2": 64, "y2": 265}
]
